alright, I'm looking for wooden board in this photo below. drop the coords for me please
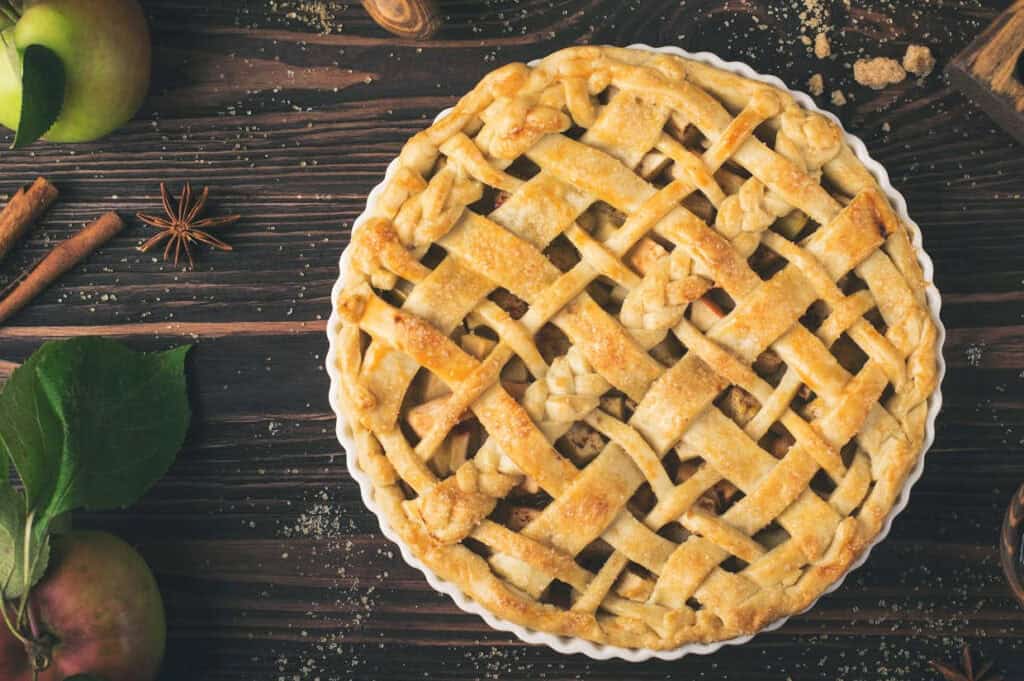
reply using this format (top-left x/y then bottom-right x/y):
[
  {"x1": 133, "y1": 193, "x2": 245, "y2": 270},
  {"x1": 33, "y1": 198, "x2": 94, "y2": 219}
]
[
  {"x1": 947, "y1": 0, "x2": 1024, "y2": 144},
  {"x1": 0, "y1": 1, "x2": 1023, "y2": 679}
]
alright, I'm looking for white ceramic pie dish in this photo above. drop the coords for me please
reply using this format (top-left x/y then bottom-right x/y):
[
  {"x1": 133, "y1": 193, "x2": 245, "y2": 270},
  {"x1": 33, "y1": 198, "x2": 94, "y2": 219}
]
[{"x1": 325, "y1": 43, "x2": 946, "y2": 661}]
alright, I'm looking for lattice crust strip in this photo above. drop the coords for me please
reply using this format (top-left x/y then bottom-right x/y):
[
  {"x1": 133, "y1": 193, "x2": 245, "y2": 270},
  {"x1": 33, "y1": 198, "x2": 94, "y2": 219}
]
[{"x1": 331, "y1": 46, "x2": 940, "y2": 649}]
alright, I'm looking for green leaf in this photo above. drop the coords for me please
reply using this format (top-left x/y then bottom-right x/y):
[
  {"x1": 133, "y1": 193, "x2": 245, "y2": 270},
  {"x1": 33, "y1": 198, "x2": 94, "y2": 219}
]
[
  {"x1": 37, "y1": 338, "x2": 192, "y2": 516},
  {"x1": 0, "y1": 477, "x2": 24, "y2": 595},
  {"x1": 0, "y1": 475, "x2": 50, "y2": 601},
  {"x1": 12, "y1": 44, "x2": 64, "y2": 149},
  {"x1": 0, "y1": 338, "x2": 191, "y2": 524},
  {"x1": 0, "y1": 344, "x2": 64, "y2": 511}
]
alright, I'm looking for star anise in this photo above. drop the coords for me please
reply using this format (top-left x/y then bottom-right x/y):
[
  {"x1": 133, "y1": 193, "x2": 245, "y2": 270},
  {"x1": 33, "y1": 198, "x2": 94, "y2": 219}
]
[
  {"x1": 137, "y1": 182, "x2": 240, "y2": 269},
  {"x1": 930, "y1": 644, "x2": 1002, "y2": 681}
]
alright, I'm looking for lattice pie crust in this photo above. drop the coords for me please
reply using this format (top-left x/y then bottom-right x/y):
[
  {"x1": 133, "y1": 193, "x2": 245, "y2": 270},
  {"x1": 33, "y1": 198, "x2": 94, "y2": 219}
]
[{"x1": 332, "y1": 46, "x2": 940, "y2": 649}]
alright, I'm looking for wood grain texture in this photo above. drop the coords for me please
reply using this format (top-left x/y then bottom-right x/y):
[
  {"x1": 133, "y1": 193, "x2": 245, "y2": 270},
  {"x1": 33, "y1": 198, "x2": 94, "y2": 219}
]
[
  {"x1": 0, "y1": 1, "x2": 1022, "y2": 679},
  {"x1": 361, "y1": 0, "x2": 441, "y2": 39}
]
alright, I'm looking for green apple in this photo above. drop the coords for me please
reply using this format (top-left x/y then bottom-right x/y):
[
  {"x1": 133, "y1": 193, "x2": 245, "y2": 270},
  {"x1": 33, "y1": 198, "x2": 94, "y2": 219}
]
[{"x1": 0, "y1": 0, "x2": 151, "y2": 145}]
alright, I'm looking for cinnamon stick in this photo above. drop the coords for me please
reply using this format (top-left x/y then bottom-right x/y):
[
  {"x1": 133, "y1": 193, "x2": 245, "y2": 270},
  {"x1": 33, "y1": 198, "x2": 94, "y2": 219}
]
[
  {"x1": 0, "y1": 177, "x2": 58, "y2": 262},
  {"x1": 0, "y1": 211, "x2": 124, "y2": 324}
]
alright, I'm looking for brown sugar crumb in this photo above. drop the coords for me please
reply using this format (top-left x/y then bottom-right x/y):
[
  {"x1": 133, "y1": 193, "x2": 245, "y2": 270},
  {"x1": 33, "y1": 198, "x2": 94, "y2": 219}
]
[
  {"x1": 797, "y1": 0, "x2": 829, "y2": 44},
  {"x1": 903, "y1": 44, "x2": 936, "y2": 77},
  {"x1": 831, "y1": 90, "x2": 847, "y2": 106},
  {"x1": 814, "y1": 32, "x2": 831, "y2": 59},
  {"x1": 808, "y1": 73, "x2": 825, "y2": 96},
  {"x1": 853, "y1": 57, "x2": 907, "y2": 90},
  {"x1": 268, "y1": 0, "x2": 344, "y2": 33}
]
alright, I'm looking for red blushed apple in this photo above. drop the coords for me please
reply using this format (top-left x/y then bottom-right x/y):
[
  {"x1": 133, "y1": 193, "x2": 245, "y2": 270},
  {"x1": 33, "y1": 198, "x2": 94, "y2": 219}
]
[{"x1": 0, "y1": 530, "x2": 166, "y2": 681}]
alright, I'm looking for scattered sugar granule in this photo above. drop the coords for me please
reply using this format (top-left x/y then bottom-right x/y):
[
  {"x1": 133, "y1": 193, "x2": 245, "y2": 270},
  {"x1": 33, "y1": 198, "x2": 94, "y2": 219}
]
[
  {"x1": 268, "y1": 0, "x2": 344, "y2": 34},
  {"x1": 808, "y1": 73, "x2": 825, "y2": 96},
  {"x1": 854, "y1": 57, "x2": 907, "y2": 90},
  {"x1": 903, "y1": 44, "x2": 936, "y2": 77},
  {"x1": 966, "y1": 342, "x2": 985, "y2": 368},
  {"x1": 831, "y1": 89, "x2": 847, "y2": 106},
  {"x1": 814, "y1": 32, "x2": 831, "y2": 59}
]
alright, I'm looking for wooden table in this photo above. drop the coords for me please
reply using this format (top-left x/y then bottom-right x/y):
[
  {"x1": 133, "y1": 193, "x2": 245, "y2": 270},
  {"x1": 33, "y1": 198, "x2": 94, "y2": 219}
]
[{"x1": 1, "y1": 1, "x2": 1022, "y2": 679}]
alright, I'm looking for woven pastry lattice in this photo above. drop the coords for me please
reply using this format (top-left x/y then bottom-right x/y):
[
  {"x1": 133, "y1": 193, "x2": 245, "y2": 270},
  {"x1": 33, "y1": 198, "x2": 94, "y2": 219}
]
[{"x1": 332, "y1": 46, "x2": 939, "y2": 649}]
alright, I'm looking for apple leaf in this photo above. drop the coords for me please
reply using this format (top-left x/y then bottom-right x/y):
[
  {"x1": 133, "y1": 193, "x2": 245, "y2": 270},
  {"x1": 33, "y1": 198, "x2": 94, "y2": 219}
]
[
  {"x1": 0, "y1": 344, "x2": 64, "y2": 511},
  {"x1": 36, "y1": 338, "x2": 192, "y2": 517},
  {"x1": 12, "y1": 44, "x2": 65, "y2": 149},
  {"x1": 0, "y1": 338, "x2": 191, "y2": 527},
  {"x1": 0, "y1": 471, "x2": 50, "y2": 600}
]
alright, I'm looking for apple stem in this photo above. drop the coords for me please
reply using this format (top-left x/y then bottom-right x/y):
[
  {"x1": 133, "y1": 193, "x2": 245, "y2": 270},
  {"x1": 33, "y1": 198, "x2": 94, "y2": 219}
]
[
  {"x1": 2, "y1": 595, "x2": 53, "y2": 679},
  {"x1": 27, "y1": 637, "x2": 52, "y2": 674},
  {"x1": 24, "y1": 596, "x2": 40, "y2": 640},
  {"x1": 14, "y1": 510, "x2": 34, "y2": 633},
  {"x1": 0, "y1": 511, "x2": 54, "y2": 680},
  {"x1": 0, "y1": 599, "x2": 29, "y2": 646}
]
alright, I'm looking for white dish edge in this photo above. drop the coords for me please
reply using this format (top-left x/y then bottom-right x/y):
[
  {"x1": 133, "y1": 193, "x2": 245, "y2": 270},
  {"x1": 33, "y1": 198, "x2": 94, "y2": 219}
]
[{"x1": 324, "y1": 43, "x2": 947, "y2": 661}]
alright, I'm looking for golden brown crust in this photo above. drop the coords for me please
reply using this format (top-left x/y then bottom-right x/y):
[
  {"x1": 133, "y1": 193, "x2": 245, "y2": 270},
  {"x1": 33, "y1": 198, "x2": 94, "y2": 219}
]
[{"x1": 331, "y1": 46, "x2": 940, "y2": 650}]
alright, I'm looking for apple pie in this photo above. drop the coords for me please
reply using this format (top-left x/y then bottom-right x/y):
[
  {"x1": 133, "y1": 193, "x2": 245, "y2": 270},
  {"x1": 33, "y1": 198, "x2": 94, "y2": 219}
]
[{"x1": 330, "y1": 46, "x2": 940, "y2": 649}]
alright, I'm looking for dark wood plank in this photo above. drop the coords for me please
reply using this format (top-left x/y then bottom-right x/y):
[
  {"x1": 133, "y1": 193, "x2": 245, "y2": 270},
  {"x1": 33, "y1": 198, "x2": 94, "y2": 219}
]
[{"x1": 1, "y1": 0, "x2": 1023, "y2": 679}]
